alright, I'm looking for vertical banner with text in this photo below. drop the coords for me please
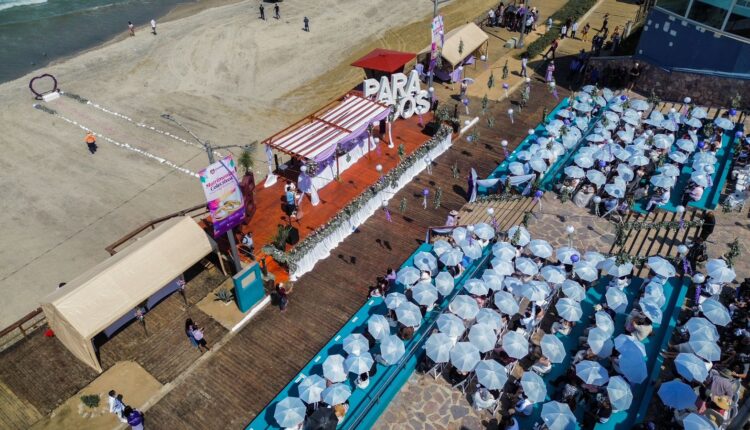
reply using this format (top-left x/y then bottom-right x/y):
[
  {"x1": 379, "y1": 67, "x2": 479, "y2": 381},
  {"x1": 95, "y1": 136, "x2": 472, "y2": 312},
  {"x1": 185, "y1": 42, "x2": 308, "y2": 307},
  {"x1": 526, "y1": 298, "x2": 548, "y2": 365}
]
[
  {"x1": 430, "y1": 15, "x2": 445, "y2": 72},
  {"x1": 199, "y1": 156, "x2": 245, "y2": 237}
]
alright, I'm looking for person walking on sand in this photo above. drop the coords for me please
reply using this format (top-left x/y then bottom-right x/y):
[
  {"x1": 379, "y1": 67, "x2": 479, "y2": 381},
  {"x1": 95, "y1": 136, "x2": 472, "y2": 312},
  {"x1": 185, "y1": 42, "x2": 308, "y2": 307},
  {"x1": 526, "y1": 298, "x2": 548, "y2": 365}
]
[
  {"x1": 124, "y1": 406, "x2": 144, "y2": 430},
  {"x1": 303, "y1": 16, "x2": 310, "y2": 32},
  {"x1": 259, "y1": 3, "x2": 265, "y2": 20},
  {"x1": 545, "y1": 61, "x2": 555, "y2": 83},
  {"x1": 543, "y1": 38, "x2": 559, "y2": 60},
  {"x1": 601, "y1": 13, "x2": 609, "y2": 32},
  {"x1": 190, "y1": 322, "x2": 210, "y2": 352},
  {"x1": 520, "y1": 53, "x2": 528, "y2": 77},
  {"x1": 571, "y1": 21, "x2": 578, "y2": 39},
  {"x1": 150, "y1": 19, "x2": 156, "y2": 35},
  {"x1": 85, "y1": 131, "x2": 97, "y2": 154},
  {"x1": 274, "y1": 3, "x2": 280, "y2": 19},
  {"x1": 128, "y1": 21, "x2": 135, "y2": 36},
  {"x1": 581, "y1": 22, "x2": 590, "y2": 41}
]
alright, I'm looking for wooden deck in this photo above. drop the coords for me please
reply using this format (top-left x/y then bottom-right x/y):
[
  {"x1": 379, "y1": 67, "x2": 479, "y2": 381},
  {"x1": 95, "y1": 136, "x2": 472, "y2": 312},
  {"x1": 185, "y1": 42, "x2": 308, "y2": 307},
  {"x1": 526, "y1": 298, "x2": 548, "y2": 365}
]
[
  {"x1": 144, "y1": 80, "x2": 570, "y2": 429},
  {"x1": 0, "y1": 264, "x2": 228, "y2": 427}
]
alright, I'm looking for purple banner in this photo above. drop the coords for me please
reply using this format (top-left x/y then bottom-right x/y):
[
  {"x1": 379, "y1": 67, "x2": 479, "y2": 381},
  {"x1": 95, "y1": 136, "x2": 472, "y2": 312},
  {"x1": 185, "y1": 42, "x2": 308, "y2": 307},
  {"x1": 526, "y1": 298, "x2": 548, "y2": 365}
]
[{"x1": 199, "y1": 155, "x2": 245, "y2": 237}]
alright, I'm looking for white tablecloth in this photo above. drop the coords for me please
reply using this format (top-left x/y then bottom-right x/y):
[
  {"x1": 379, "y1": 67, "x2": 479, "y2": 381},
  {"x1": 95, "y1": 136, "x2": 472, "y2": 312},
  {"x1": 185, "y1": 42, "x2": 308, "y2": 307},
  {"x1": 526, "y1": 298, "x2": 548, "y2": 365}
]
[{"x1": 290, "y1": 133, "x2": 453, "y2": 279}]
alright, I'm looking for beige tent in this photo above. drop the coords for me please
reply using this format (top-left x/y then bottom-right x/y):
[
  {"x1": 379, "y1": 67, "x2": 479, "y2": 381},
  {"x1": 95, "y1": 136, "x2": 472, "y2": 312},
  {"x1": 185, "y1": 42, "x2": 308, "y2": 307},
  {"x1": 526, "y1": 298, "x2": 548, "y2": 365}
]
[
  {"x1": 41, "y1": 216, "x2": 216, "y2": 372},
  {"x1": 418, "y1": 22, "x2": 489, "y2": 68}
]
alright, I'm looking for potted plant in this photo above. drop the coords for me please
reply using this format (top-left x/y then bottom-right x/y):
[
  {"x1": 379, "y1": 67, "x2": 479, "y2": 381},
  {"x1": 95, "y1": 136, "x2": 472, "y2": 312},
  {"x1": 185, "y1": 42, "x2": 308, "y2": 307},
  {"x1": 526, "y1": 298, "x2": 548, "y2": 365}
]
[{"x1": 214, "y1": 288, "x2": 234, "y2": 305}]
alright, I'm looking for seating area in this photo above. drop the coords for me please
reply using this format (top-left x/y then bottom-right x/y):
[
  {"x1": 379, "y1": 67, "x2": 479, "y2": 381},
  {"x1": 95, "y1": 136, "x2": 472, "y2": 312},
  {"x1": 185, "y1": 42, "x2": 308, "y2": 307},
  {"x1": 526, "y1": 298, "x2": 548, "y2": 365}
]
[{"x1": 537, "y1": 87, "x2": 747, "y2": 220}]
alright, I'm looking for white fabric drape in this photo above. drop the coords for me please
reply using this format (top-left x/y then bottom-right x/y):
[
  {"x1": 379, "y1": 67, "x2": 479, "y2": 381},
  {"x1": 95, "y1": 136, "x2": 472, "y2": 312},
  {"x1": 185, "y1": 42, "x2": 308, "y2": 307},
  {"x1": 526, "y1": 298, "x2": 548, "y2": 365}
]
[
  {"x1": 290, "y1": 134, "x2": 453, "y2": 279},
  {"x1": 308, "y1": 140, "x2": 370, "y2": 191},
  {"x1": 263, "y1": 145, "x2": 278, "y2": 188}
]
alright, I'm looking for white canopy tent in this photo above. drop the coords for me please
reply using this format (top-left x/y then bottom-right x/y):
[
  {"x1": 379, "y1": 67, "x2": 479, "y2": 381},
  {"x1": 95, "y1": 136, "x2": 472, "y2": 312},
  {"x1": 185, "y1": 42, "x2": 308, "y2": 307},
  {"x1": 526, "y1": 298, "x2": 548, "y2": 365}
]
[
  {"x1": 418, "y1": 22, "x2": 489, "y2": 69},
  {"x1": 41, "y1": 216, "x2": 217, "y2": 372}
]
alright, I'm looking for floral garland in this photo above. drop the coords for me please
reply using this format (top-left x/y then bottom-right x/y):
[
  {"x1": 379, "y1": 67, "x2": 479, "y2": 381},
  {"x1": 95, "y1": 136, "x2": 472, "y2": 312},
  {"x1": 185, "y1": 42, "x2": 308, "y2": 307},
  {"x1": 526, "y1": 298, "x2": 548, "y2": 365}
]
[
  {"x1": 475, "y1": 192, "x2": 526, "y2": 203},
  {"x1": 724, "y1": 238, "x2": 741, "y2": 267},
  {"x1": 613, "y1": 219, "x2": 704, "y2": 247},
  {"x1": 262, "y1": 126, "x2": 452, "y2": 272}
]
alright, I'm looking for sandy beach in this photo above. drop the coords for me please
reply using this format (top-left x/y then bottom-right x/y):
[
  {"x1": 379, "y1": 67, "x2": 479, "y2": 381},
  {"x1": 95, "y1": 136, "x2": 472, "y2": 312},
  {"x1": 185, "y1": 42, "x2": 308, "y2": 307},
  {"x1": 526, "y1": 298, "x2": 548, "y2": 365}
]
[{"x1": 0, "y1": 0, "x2": 500, "y2": 327}]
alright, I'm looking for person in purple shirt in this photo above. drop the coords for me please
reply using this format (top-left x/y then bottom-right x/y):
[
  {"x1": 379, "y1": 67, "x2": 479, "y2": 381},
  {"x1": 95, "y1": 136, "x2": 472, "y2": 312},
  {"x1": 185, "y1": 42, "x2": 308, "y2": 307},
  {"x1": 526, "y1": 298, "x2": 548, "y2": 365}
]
[{"x1": 124, "y1": 406, "x2": 144, "y2": 430}]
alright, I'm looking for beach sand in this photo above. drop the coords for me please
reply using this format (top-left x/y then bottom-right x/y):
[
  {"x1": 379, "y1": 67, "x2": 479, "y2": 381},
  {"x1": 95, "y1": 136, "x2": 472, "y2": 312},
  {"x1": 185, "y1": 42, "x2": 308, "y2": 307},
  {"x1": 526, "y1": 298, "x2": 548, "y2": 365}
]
[{"x1": 0, "y1": 0, "x2": 499, "y2": 328}]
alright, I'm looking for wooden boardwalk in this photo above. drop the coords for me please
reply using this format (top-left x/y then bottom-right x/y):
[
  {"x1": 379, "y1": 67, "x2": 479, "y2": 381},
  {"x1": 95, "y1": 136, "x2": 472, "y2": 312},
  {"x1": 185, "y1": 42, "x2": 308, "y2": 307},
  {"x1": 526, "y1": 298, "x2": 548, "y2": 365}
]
[{"x1": 144, "y1": 80, "x2": 569, "y2": 429}]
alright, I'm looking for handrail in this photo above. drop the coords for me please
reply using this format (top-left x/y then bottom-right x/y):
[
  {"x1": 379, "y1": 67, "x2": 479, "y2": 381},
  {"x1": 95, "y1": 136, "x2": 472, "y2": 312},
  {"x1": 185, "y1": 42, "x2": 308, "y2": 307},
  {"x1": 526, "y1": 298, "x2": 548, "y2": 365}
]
[
  {"x1": 0, "y1": 308, "x2": 43, "y2": 339},
  {"x1": 105, "y1": 203, "x2": 208, "y2": 255},
  {"x1": 342, "y1": 249, "x2": 492, "y2": 429}
]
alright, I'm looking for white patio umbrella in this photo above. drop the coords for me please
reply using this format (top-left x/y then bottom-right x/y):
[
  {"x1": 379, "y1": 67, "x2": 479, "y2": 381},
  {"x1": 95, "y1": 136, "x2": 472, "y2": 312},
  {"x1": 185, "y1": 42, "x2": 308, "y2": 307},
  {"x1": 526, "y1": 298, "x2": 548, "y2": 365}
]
[
  {"x1": 561, "y1": 279, "x2": 585, "y2": 301},
  {"x1": 581, "y1": 85, "x2": 597, "y2": 93},
  {"x1": 517, "y1": 150, "x2": 533, "y2": 161},
  {"x1": 297, "y1": 374, "x2": 326, "y2": 404},
  {"x1": 541, "y1": 334, "x2": 566, "y2": 363},
  {"x1": 491, "y1": 258, "x2": 515, "y2": 276},
  {"x1": 587, "y1": 133, "x2": 606, "y2": 143},
  {"x1": 345, "y1": 352, "x2": 374, "y2": 374},
  {"x1": 630, "y1": 99, "x2": 650, "y2": 111},
  {"x1": 449, "y1": 295, "x2": 480, "y2": 320},
  {"x1": 385, "y1": 292, "x2": 408, "y2": 310},
  {"x1": 367, "y1": 314, "x2": 390, "y2": 340},
  {"x1": 584, "y1": 251, "x2": 606, "y2": 265},
  {"x1": 694, "y1": 152, "x2": 718, "y2": 166},
  {"x1": 274, "y1": 397, "x2": 306, "y2": 428},
  {"x1": 507, "y1": 225, "x2": 532, "y2": 247},
  {"x1": 587, "y1": 327, "x2": 614, "y2": 357},
  {"x1": 600, "y1": 258, "x2": 633, "y2": 277},
  {"x1": 474, "y1": 223, "x2": 495, "y2": 240},
  {"x1": 476, "y1": 359, "x2": 509, "y2": 390},
  {"x1": 714, "y1": 117, "x2": 734, "y2": 130},
  {"x1": 574, "y1": 101, "x2": 593, "y2": 112},
  {"x1": 502, "y1": 331, "x2": 529, "y2": 359},
  {"x1": 433, "y1": 239, "x2": 453, "y2": 256},
  {"x1": 414, "y1": 251, "x2": 438, "y2": 273},
  {"x1": 605, "y1": 287, "x2": 628, "y2": 313},
  {"x1": 576, "y1": 360, "x2": 609, "y2": 386},
  {"x1": 684, "y1": 117, "x2": 703, "y2": 128},
  {"x1": 689, "y1": 338, "x2": 721, "y2": 362},
  {"x1": 669, "y1": 151, "x2": 688, "y2": 163},
  {"x1": 321, "y1": 383, "x2": 352, "y2": 406},
  {"x1": 379, "y1": 335, "x2": 405, "y2": 365},
  {"x1": 619, "y1": 341, "x2": 648, "y2": 383},
  {"x1": 628, "y1": 154, "x2": 650, "y2": 166},
  {"x1": 700, "y1": 298, "x2": 731, "y2": 326},
  {"x1": 469, "y1": 323, "x2": 499, "y2": 353},
  {"x1": 690, "y1": 107, "x2": 708, "y2": 119},
  {"x1": 515, "y1": 257, "x2": 539, "y2": 276},
  {"x1": 651, "y1": 174, "x2": 676, "y2": 188},
  {"x1": 617, "y1": 164, "x2": 635, "y2": 181},
  {"x1": 556, "y1": 298, "x2": 583, "y2": 322},
  {"x1": 653, "y1": 134, "x2": 672, "y2": 149},
  {"x1": 658, "y1": 380, "x2": 698, "y2": 410},
  {"x1": 658, "y1": 163, "x2": 681, "y2": 177},
  {"x1": 556, "y1": 246, "x2": 580, "y2": 265},
  {"x1": 452, "y1": 226, "x2": 468, "y2": 243},
  {"x1": 607, "y1": 376, "x2": 634, "y2": 411},
  {"x1": 614, "y1": 334, "x2": 646, "y2": 357},
  {"x1": 435, "y1": 271, "x2": 455, "y2": 296},
  {"x1": 322, "y1": 355, "x2": 347, "y2": 383},
  {"x1": 573, "y1": 261, "x2": 598, "y2": 282},
  {"x1": 528, "y1": 239, "x2": 554, "y2": 259},
  {"x1": 690, "y1": 171, "x2": 710, "y2": 187},
  {"x1": 503, "y1": 277, "x2": 524, "y2": 295},
  {"x1": 436, "y1": 313, "x2": 465, "y2": 338},
  {"x1": 494, "y1": 290, "x2": 520, "y2": 315},
  {"x1": 676, "y1": 139, "x2": 697, "y2": 152},
  {"x1": 521, "y1": 281, "x2": 551, "y2": 302},
  {"x1": 396, "y1": 302, "x2": 422, "y2": 327},
  {"x1": 639, "y1": 299, "x2": 663, "y2": 324},
  {"x1": 660, "y1": 119, "x2": 679, "y2": 131},
  {"x1": 574, "y1": 154, "x2": 594, "y2": 168},
  {"x1": 476, "y1": 308, "x2": 503, "y2": 331},
  {"x1": 343, "y1": 333, "x2": 370, "y2": 356},
  {"x1": 595, "y1": 311, "x2": 615, "y2": 336},
  {"x1": 425, "y1": 332, "x2": 454, "y2": 363},
  {"x1": 464, "y1": 278, "x2": 489, "y2": 296},
  {"x1": 564, "y1": 165, "x2": 585, "y2": 179},
  {"x1": 522, "y1": 370, "x2": 548, "y2": 403},
  {"x1": 411, "y1": 281, "x2": 439, "y2": 307},
  {"x1": 675, "y1": 353, "x2": 709, "y2": 383},
  {"x1": 586, "y1": 169, "x2": 607, "y2": 187},
  {"x1": 439, "y1": 248, "x2": 464, "y2": 266},
  {"x1": 482, "y1": 271, "x2": 504, "y2": 291},
  {"x1": 647, "y1": 256, "x2": 676, "y2": 278},
  {"x1": 557, "y1": 109, "x2": 572, "y2": 118},
  {"x1": 541, "y1": 401, "x2": 577, "y2": 430},
  {"x1": 604, "y1": 183, "x2": 626, "y2": 198},
  {"x1": 683, "y1": 413, "x2": 716, "y2": 430},
  {"x1": 540, "y1": 265, "x2": 566, "y2": 284},
  {"x1": 460, "y1": 239, "x2": 483, "y2": 260},
  {"x1": 706, "y1": 259, "x2": 736, "y2": 283},
  {"x1": 397, "y1": 266, "x2": 420, "y2": 286},
  {"x1": 492, "y1": 242, "x2": 517, "y2": 260},
  {"x1": 685, "y1": 317, "x2": 719, "y2": 341},
  {"x1": 450, "y1": 341, "x2": 481, "y2": 372}
]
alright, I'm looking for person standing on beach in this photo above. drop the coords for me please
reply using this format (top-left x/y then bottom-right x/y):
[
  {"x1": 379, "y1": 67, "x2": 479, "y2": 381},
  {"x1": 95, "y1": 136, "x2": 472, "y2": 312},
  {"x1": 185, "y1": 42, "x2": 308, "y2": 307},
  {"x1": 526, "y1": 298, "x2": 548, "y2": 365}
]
[
  {"x1": 274, "y1": 3, "x2": 280, "y2": 19},
  {"x1": 520, "y1": 53, "x2": 528, "y2": 77},
  {"x1": 259, "y1": 3, "x2": 265, "y2": 20},
  {"x1": 303, "y1": 16, "x2": 310, "y2": 32},
  {"x1": 150, "y1": 19, "x2": 156, "y2": 35},
  {"x1": 85, "y1": 131, "x2": 97, "y2": 154},
  {"x1": 128, "y1": 21, "x2": 135, "y2": 36}
]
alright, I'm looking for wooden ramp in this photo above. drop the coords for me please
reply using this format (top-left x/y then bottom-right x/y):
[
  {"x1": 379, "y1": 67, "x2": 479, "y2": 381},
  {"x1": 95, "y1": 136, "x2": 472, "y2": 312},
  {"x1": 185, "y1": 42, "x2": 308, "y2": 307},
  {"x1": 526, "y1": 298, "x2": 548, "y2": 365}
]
[{"x1": 0, "y1": 380, "x2": 42, "y2": 430}]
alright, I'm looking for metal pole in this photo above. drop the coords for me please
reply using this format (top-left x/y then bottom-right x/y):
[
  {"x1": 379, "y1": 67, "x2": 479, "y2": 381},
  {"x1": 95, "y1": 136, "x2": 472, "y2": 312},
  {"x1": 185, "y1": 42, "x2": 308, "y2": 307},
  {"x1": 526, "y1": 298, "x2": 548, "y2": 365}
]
[
  {"x1": 162, "y1": 114, "x2": 243, "y2": 273},
  {"x1": 518, "y1": 0, "x2": 531, "y2": 48},
  {"x1": 427, "y1": 0, "x2": 438, "y2": 91}
]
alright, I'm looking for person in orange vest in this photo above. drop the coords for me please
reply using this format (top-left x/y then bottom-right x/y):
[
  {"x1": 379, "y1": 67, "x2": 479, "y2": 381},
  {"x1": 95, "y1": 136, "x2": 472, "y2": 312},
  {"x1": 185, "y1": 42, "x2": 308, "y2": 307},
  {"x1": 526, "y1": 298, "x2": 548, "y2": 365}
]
[{"x1": 85, "y1": 131, "x2": 97, "y2": 154}]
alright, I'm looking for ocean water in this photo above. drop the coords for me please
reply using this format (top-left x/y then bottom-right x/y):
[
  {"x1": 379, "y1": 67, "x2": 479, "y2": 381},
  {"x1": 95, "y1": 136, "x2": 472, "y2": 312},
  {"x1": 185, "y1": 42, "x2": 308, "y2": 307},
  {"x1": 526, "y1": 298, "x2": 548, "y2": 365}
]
[{"x1": 0, "y1": 0, "x2": 193, "y2": 84}]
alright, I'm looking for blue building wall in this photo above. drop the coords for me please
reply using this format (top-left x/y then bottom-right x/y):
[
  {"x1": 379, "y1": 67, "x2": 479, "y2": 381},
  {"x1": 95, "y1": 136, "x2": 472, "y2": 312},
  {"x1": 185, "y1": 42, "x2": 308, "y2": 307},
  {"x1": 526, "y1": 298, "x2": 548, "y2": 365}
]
[{"x1": 636, "y1": 7, "x2": 750, "y2": 75}]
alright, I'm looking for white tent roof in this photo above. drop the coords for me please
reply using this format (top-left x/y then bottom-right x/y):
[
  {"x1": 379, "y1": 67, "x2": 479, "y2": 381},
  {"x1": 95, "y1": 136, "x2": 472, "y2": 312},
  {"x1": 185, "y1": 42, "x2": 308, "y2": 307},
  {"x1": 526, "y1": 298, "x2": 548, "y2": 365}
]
[
  {"x1": 41, "y1": 216, "x2": 216, "y2": 371},
  {"x1": 419, "y1": 22, "x2": 489, "y2": 67}
]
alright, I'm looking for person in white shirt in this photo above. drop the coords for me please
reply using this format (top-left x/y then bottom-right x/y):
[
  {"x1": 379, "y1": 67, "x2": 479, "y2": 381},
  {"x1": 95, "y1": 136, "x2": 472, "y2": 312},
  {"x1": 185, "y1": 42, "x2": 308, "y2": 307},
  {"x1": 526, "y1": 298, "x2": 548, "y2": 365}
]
[
  {"x1": 473, "y1": 387, "x2": 496, "y2": 410},
  {"x1": 150, "y1": 19, "x2": 156, "y2": 35},
  {"x1": 108, "y1": 390, "x2": 127, "y2": 422}
]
